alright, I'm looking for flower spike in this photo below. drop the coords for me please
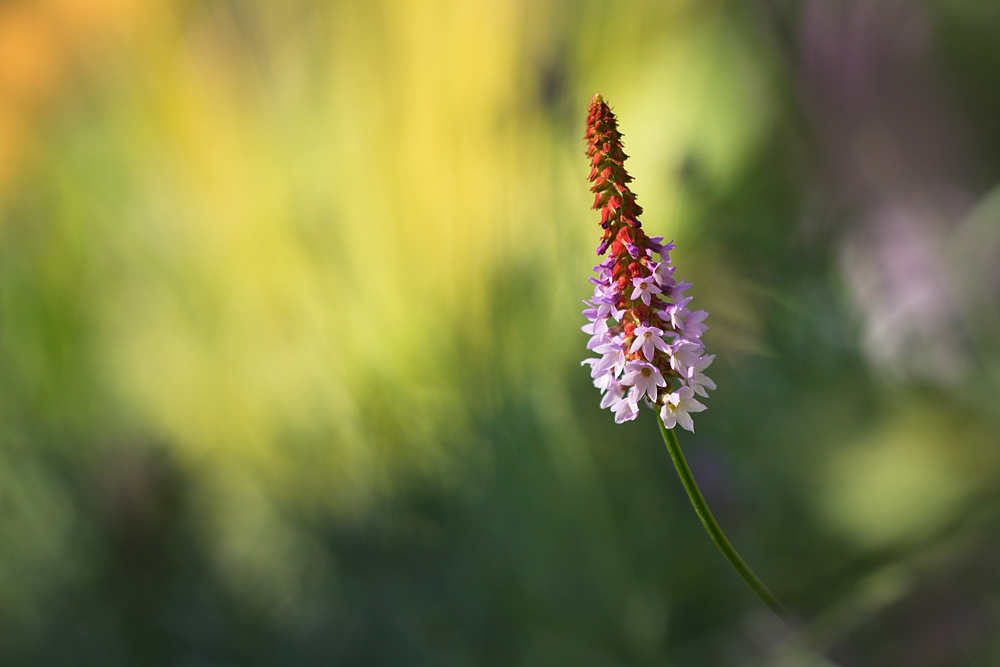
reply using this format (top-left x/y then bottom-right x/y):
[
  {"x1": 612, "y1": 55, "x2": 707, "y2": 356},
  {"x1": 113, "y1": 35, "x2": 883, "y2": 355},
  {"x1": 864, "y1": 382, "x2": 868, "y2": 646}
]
[{"x1": 580, "y1": 94, "x2": 714, "y2": 432}]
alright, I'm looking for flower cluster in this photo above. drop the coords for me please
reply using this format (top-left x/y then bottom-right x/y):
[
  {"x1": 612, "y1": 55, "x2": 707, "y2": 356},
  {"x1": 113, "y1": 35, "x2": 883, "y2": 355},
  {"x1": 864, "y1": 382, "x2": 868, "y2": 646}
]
[{"x1": 581, "y1": 94, "x2": 714, "y2": 432}]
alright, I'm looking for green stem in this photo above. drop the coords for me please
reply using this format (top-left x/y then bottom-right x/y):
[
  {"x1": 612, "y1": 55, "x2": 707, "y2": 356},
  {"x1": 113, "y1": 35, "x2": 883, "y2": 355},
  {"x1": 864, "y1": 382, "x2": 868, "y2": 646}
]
[{"x1": 658, "y1": 419, "x2": 790, "y2": 619}]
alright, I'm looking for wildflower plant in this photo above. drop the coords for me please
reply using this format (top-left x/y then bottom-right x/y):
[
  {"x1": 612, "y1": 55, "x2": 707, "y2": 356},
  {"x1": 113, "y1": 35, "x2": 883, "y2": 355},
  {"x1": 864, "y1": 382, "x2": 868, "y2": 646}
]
[{"x1": 581, "y1": 94, "x2": 788, "y2": 619}]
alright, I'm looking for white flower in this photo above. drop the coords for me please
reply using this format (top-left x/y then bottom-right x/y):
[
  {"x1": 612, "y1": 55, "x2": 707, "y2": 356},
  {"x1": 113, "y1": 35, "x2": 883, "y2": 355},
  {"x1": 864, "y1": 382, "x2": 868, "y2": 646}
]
[
  {"x1": 581, "y1": 358, "x2": 614, "y2": 390},
  {"x1": 667, "y1": 339, "x2": 702, "y2": 377},
  {"x1": 660, "y1": 386, "x2": 707, "y2": 432},
  {"x1": 600, "y1": 378, "x2": 627, "y2": 409},
  {"x1": 686, "y1": 354, "x2": 717, "y2": 398},
  {"x1": 593, "y1": 371, "x2": 615, "y2": 392},
  {"x1": 593, "y1": 340, "x2": 626, "y2": 375},
  {"x1": 620, "y1": 360, "x2": 667, "y2": 403},
  {"x1": 612, "y1": 391, "x2": 639, "y2": 423}
]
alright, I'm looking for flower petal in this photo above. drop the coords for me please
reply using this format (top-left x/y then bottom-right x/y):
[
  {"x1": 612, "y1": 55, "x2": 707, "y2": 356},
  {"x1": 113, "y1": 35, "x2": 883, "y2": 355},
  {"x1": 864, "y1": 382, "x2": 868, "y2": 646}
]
[
  {"x1": 676, "y1": 410, "x2": 695, "y2": 432},
  {"x1": 685, "y1": 397, "x2": 707, "y2": 413},
  {"x1": 659, "y1": 405, "x2": 677, "y2": 429}
]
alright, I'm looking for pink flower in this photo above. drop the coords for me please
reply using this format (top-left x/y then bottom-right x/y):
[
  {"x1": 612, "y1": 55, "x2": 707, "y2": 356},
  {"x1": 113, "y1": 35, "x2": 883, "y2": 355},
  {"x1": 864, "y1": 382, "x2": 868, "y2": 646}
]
[
  {"x1": 629, "y1": 325, "x2": 669, "y2": 361},
  {"x1": 630, "y1": 276, "x2": 661, "y2": 306},
  {"x1": 652, "y1": 262, "x2": 675, "y2": 286},
  {"x1": 660, "y1": 297, "x2": 692, "y2": 329},
  {"x1": 680, "y1": 310, "x2": 709, "y2": 339}
]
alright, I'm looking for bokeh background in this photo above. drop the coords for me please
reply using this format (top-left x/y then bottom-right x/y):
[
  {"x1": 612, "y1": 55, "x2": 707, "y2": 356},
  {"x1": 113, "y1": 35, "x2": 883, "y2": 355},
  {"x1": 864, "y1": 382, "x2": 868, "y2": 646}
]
[{"x1": 1, "y1": 0, "x2": 999, "y2": 664}]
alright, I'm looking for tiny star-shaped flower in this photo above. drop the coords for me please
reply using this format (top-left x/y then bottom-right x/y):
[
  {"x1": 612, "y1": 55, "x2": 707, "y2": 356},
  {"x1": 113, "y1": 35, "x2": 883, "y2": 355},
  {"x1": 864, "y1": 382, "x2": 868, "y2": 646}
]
[
  {"x1": 612, "y1": 391, "x2": 639, "y2": 423},
  {"x1": 680, "y1": 310, "x2": 709, "y2": 339},
  {"x1": 667, "y1": 340, "x2": 702, "y2": 377},
  {"x1": 652, "y1": 262, "x2": 675, "y2": 286},
  {"x1": 630, "y1": 275, "x2": 661, "y2": 306},
  {"x1": 600, "y1": 378, "x2": 626, "y2": 409},
  {"x1": 660, "y1": 296, "x2": 692, "y2": 329},
  {"x1": 660, "y1": 386, "x2": 707, "y2": 432},
  {"x1": 620, "y1": 360, "x2": 667, "y2": 402},
  {"x1": 628, "y1": 325, "x2": 670, "y2": 361},
  {"x1": 686, "y1": 354, "x2": 717, "y2": 397}
]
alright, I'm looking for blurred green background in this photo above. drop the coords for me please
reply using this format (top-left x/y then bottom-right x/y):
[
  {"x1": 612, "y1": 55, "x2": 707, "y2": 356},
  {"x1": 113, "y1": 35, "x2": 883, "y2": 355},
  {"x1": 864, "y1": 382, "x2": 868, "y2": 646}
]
[{"x1": 1, "y1": 0, "x2": 1000, "y2": 664}]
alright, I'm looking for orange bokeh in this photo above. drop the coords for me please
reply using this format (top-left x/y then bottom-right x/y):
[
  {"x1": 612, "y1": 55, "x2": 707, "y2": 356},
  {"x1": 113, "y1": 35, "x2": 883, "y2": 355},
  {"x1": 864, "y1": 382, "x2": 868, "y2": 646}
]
[{"x1": 0, "y1": 0, "x2": 150, "y2": 194}]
